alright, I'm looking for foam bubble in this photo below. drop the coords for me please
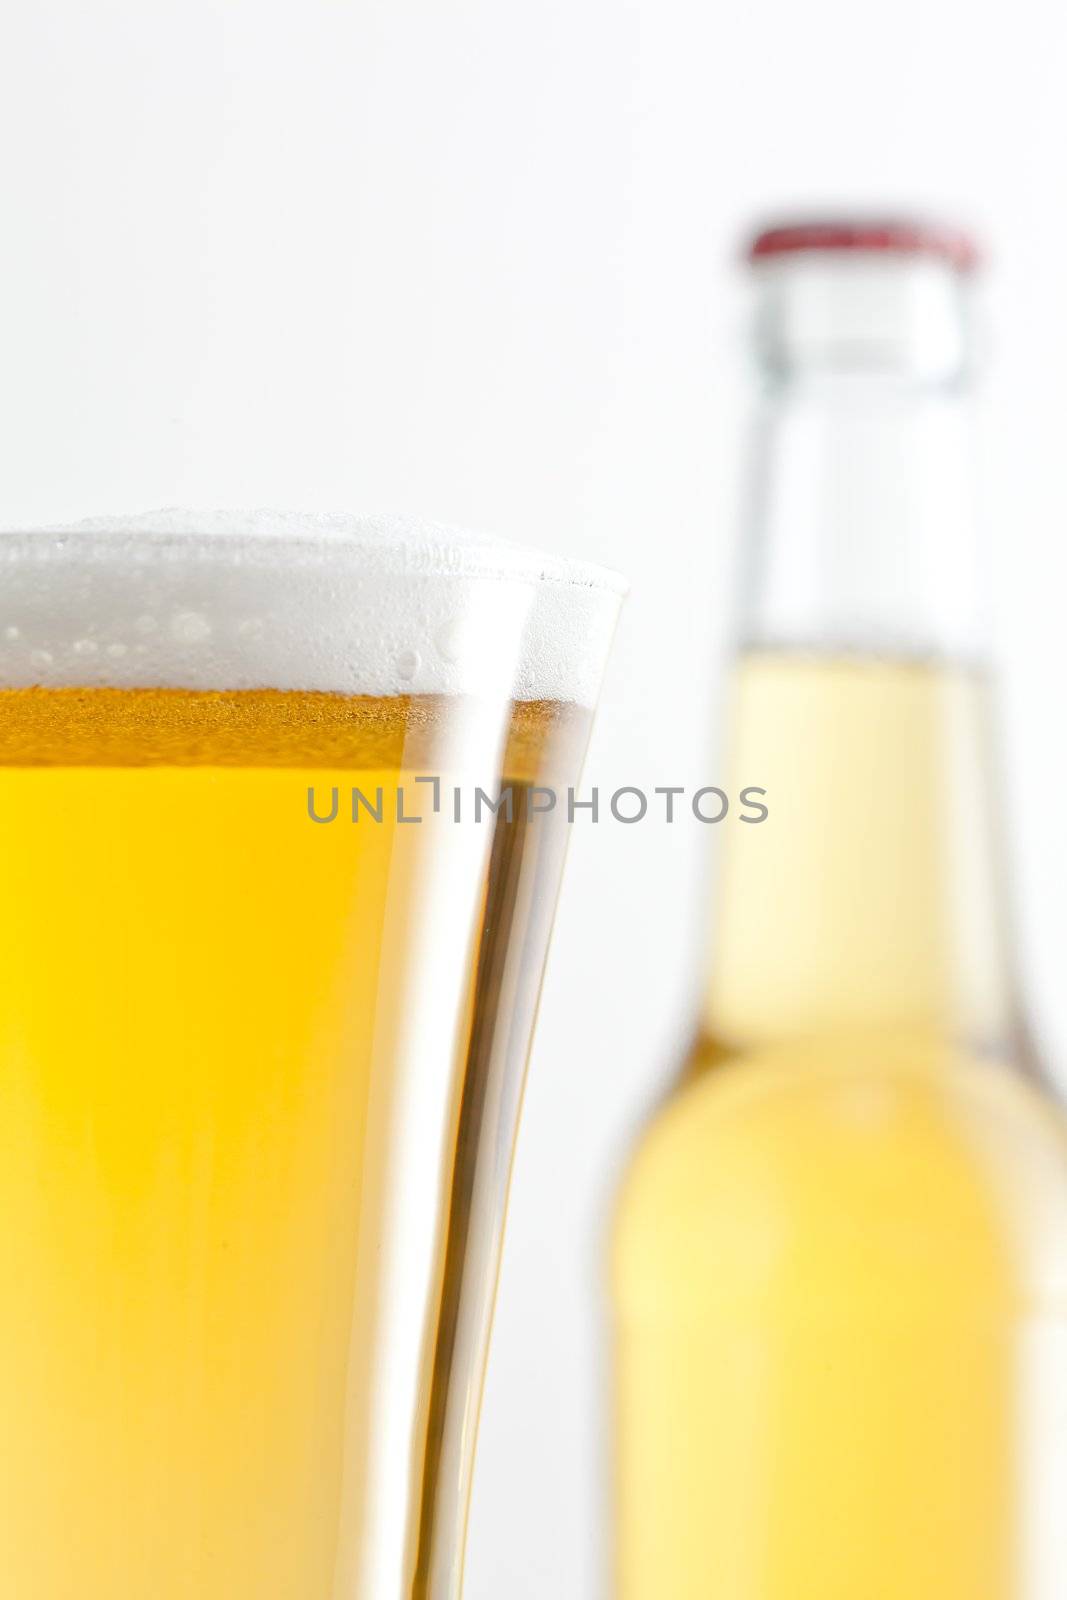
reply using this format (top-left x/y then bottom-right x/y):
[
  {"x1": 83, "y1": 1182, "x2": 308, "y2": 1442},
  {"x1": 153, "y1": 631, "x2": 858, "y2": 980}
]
[
  {"x1": 171, "y1": 611, "x2": 212, "y2": 644},
  {"x1": 0, "y1": 510, "x2": 624, "y2": 703}
]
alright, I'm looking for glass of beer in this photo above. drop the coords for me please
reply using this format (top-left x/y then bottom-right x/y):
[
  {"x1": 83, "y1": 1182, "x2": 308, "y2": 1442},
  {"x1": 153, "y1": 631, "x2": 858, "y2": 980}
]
[{"x1": 0, "y1": 512, "x2": 622, "y2": 1600}]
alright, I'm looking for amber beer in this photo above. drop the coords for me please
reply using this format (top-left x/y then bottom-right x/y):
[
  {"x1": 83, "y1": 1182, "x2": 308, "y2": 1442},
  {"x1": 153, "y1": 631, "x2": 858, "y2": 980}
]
[{"x1": 0, "y1": 514, "x2": 620, "y2": 1600}]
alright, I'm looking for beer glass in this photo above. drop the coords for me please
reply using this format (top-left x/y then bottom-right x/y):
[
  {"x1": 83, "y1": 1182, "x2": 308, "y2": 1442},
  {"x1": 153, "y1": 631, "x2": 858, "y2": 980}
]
[{"x1": 0, "y1": 512, "x2": 622, "y2": 1599}]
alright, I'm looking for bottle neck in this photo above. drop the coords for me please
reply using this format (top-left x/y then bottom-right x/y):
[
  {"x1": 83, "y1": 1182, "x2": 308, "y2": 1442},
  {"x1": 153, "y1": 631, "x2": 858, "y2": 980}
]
[
  {"x1": 703, "y1": 355, "x2": 1018, "y2": 1062},
  {"x1": 742, "y1": 368, "x2": 986, "y2": 659}
]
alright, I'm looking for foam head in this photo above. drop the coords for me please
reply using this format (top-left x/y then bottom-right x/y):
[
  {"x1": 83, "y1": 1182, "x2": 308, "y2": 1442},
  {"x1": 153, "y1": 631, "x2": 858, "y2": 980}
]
[{"x1": 0, "y1": 511, "x2": 625, "y2": 704}]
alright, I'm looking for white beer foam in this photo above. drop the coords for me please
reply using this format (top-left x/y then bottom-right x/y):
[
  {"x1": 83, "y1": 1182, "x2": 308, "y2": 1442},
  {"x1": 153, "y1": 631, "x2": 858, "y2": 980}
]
[{"x1": 0, "y1": 511, "x2": 624, "y2": 703}]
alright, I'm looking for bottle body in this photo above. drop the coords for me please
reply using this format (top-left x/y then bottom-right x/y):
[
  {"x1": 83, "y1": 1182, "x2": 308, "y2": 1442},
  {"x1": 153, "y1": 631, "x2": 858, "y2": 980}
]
[
  {"x1": 611, "y1": 227, "x2": 1067, "y2": 1598},
  {"x1": 613, "y1": 652, "x2": 1067, "y2": 1600}
]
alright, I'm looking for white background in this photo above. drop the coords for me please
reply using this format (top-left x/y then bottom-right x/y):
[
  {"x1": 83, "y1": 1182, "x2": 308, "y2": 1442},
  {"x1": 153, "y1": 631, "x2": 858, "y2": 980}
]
[{"x1": 3, "y1": 4, "x2": 1067, "y2": 1596}]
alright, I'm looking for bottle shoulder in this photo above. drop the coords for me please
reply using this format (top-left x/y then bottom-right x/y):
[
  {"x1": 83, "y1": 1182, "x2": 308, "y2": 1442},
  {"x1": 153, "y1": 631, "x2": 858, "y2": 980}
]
[{"x1": 613, "y1": 1033, "x2": 1067, "y2": 1316}]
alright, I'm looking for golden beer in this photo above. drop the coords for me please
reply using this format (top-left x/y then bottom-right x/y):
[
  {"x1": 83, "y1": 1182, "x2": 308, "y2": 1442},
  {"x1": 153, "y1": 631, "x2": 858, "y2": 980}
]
[{"x1": 0, "y1": 516, "x2": 620, "y2": 1599}]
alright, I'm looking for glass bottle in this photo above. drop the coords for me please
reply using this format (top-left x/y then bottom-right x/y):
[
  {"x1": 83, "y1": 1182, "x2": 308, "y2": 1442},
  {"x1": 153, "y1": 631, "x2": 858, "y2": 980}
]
[{"x1": 611, "y1": 220, "x2": 1067, "y2": 1600}]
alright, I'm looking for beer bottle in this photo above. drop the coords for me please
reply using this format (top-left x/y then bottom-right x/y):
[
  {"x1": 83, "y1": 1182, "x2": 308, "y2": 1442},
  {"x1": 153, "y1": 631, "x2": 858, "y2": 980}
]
[{"x1": 612, "y1": 219, "x2": 1067, "y2": 1600}]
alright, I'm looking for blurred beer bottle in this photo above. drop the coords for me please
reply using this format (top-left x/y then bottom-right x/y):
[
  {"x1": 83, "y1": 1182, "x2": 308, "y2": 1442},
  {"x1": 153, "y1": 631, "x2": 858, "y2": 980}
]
[{"x1": 611, "y1": 220, "x2": 1067, "y2": 1599}]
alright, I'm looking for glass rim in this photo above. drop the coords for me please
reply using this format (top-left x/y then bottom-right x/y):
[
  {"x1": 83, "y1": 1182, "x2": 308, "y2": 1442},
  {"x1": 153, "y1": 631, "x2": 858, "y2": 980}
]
[
  {"x1": 0, "y1": 511, "x2": 624, "y2": 704},
  {"x1": 0, "y1": 513, "x2": 629, "y2": 598}
]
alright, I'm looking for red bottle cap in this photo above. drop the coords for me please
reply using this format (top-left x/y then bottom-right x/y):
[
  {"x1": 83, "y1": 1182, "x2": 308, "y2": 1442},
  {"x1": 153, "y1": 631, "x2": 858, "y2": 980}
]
[{"x1": 747, "y1": 219, "x2": 980, "y2": 274}]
